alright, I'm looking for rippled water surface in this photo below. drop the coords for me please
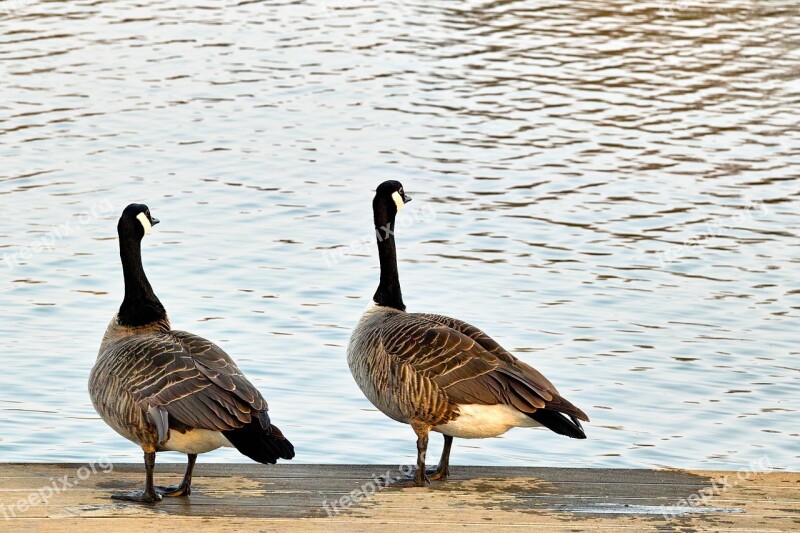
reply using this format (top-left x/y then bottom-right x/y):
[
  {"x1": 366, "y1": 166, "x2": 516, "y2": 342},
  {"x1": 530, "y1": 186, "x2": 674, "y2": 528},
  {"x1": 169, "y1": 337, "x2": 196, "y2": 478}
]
[{"x1": 0, "y1": 0, "x2": 798, "y2": 470}]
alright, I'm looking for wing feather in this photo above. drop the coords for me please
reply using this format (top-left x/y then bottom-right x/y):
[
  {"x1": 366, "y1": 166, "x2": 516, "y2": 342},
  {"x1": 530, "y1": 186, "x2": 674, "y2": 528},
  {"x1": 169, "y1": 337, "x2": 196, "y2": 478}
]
[
  {"x1": 381, "y1": 313, "x2": 588, "y2": 422},
  {"x1": 112, "y1": 330, "x2": 269, "y2": 432}
]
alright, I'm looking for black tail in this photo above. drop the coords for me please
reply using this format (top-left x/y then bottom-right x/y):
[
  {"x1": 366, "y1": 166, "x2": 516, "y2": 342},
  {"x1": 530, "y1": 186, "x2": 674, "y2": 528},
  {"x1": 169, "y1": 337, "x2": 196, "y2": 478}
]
[
  {"x1": 529, "y1": 410, "x2": 586, "y2": 439},
  {"x1": 223, "y1": 420, "x2": 295, "y2": 464}
]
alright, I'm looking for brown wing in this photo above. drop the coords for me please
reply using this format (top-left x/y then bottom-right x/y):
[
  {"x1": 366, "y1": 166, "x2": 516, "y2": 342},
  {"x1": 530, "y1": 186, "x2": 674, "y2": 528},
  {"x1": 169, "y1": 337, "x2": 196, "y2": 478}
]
[
  {"x1": 383, "y1": 313, "x2": 588, "y2": 422},
  {"x1": 113, "y1": 330, "x2": 269, "y2": 433}
]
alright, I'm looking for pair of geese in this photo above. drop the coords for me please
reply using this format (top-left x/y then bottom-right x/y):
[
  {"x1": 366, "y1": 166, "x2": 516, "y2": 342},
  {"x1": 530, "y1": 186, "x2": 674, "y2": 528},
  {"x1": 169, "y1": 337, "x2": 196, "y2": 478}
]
[{"x1": 89, "y1": 180, "x2": 589, "y2": 502}]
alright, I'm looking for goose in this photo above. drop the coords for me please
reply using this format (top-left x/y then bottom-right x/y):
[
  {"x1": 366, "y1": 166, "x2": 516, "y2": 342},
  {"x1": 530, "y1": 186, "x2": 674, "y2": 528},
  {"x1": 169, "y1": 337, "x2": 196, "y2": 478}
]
[
  {"x1": 347, "y1": 181, "x2": 589, "y2": 486},
  {"x1": 89, "y1": 203, "x2": 294, "y2": 502}
]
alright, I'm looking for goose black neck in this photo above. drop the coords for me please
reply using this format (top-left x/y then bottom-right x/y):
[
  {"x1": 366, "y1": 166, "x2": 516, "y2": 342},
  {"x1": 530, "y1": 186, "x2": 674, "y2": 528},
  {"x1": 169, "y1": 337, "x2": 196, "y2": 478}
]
[
  {"x1": 118, "y1": 234, "x2": 167, "y2": 328},
  {"x1": 373, "y1": 207, "x2": 405, "y2": 311}
]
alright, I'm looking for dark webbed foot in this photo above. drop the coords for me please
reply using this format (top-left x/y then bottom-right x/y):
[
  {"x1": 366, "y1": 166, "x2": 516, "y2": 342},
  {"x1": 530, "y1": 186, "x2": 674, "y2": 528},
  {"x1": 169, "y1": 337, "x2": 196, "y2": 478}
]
[
  {"x1": 112, "y1": 450, "x2": 163, "y2": 503},
  {"x1": 155, "y1": 483, "x2": 191, "y2": 497},
  {"x1": 154, "y1": 453, "x2": 196, "y2": 497},
  {"x1": 414, "y1": 469, "x2": 431, "y2": 487},
  {"x1": 111, "y1": 490, "x2": 162, "y2": 503},
  {"x1": 395, "y1": 468, "x2": 431, "y2": 487},
  {"x1": 390, "y1": 476, "x2": 430, "y2": 487},
  {"x1": 380, "y1": 467, "x2": 431, "y2": 487},
  {"x1": 426, "y1": 466, "x2": 449, "y2": 481}
]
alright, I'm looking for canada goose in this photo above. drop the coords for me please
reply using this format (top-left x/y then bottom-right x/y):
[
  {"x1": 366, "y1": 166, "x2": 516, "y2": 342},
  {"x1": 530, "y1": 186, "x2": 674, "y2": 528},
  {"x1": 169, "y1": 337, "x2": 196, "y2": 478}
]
[
  {"x1": 89, "y1": 204, "x2": 294, "y2": 503},
  {"x1": 347, "y1": 181, "x2": 589, "y2": 486}
]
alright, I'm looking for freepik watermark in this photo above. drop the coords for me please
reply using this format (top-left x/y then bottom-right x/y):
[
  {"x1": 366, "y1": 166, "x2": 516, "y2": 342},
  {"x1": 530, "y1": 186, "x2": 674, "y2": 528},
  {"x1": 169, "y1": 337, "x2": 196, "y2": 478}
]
[
  {"x1": 0, "y1": 0, "x2": 30, "y2": 17},
  {"x1": 662, "y1": 456, "x2": 773, "y2": 520},
  {"x1": 655, "y1": 198, "x2": 769, "y2": 267},
  {"x1": 656, "y1": 0, "x2": 709, "y2": 20},
  {"x1": 322, "y1": 463, "x2": 417, "y2": 516},
  {"x1": 2, "y1": 199, "x2": 115, "y2": 270},
  {"x1": 323, "y1": 202, "x2": 436, "y2": 267},
  {"x1": 655, "y1": 0, "x2": 770, "y2": 22},
  {"x1": 0, "y1": 458, "x2": 113, "y2": 520}
]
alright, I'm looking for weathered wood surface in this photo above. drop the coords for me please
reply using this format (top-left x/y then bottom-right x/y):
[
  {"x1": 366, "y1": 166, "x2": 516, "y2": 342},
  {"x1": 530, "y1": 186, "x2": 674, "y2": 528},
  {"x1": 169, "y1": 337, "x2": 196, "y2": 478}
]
[{"x1": 0, "y1": 464, "x2": 797, "y2": 531}]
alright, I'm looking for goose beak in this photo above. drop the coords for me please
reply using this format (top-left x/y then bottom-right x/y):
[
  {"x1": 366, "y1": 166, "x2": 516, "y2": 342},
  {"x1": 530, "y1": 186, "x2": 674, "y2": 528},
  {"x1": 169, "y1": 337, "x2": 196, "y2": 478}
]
[
  {"x1": 151, "y1": 217, "x2": 160, "y2": 226},
  {"x1": 403, "y1": 194, "x2": 412, "y2": 203}
]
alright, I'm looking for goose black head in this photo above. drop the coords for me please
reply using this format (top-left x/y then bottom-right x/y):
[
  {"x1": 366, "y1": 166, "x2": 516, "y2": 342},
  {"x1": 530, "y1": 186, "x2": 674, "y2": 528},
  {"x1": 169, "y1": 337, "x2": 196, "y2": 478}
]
[
  {"x1": 118, "y1": 203, "x2": 160, "y2": 240},
  {"x1": 116, "y1": 203, "x2": 166, "y2": 327},
  {"x1": 373, "y1": 180, "x2": 411, "y2": 227},
  {"x1": 372, "y1": 181, "x2": 410, "y2": 311}
]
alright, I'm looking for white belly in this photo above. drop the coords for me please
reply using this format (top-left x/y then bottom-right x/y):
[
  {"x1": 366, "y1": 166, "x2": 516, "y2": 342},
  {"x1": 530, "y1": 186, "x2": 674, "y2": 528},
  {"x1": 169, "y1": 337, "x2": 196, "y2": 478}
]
[
  {"x1": 159, "y1": 429, "x2": 233, "y2": 454},
  {"x1": 434, "y1": 404, "x2": 541, "y2": 439}
]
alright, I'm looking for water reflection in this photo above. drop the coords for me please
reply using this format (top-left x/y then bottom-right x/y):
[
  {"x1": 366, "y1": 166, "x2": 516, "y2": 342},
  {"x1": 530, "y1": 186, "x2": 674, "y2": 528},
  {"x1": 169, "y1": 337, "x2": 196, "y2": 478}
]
[{"x1": 0, "y1": 0, "x2": 797, "y2": 470}]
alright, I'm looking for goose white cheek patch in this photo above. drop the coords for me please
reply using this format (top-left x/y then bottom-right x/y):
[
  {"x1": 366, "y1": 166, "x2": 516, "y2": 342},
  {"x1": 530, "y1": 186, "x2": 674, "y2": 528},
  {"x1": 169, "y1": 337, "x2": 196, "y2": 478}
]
[
  {"x1": 392, "y1": 191, "x2": 405, "y2": 211},
  {"x1": 136, "y1": 212, "x2": 152, "y2": 235}
]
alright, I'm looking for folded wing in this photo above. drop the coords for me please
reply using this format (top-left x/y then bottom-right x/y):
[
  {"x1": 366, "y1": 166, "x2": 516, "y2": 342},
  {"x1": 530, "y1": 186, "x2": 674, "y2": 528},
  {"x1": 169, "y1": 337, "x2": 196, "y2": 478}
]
[
  {"x1": 121, "y1": 331, "x2": 269, "y2": 433},
  {"x1": 383, "y1": 313, "x2": 589, "y2": 423}
]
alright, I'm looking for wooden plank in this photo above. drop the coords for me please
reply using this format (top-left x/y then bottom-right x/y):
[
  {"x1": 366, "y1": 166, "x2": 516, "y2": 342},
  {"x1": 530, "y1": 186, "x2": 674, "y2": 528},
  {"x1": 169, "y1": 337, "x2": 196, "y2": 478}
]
[{"x1": 0, "y1": 464, "x2": 796, "y2": 531}]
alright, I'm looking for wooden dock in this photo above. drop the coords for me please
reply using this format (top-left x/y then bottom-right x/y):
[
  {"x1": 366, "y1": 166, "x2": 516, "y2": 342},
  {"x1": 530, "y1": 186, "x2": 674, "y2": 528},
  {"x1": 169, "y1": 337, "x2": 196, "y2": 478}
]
[{"x1": 0, "y1": 464, "x2": 797, "y2": 531}]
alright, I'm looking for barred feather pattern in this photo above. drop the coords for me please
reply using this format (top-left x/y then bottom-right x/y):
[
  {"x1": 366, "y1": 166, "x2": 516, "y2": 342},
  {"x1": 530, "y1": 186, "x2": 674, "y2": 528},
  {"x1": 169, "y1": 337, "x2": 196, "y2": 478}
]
[
  {"x1": 347, "y1": 306, "x2": 589, "y2": 430},
  {"x1": 89, "y1": 315, "x2": 270, "y2": 450}
]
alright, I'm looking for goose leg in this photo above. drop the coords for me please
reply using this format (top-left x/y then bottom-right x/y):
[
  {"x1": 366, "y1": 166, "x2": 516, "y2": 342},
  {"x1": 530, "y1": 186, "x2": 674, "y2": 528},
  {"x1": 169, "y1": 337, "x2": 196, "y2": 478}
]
[
  {"x1": 384, "y1": 423, "x2": 432, "y2": 487},
  {"x1": 412, "y1": 423, "x2": 431, "y2": 487},
  {"x1": 156, "y1": 453, "x2": 196, "y2": 497},
  {"x1": 427, "y1": 434, "x2": 452, "y2": 481},
  {"x1": 112, "y1": 450, "x2": 161, "y2": 503}
]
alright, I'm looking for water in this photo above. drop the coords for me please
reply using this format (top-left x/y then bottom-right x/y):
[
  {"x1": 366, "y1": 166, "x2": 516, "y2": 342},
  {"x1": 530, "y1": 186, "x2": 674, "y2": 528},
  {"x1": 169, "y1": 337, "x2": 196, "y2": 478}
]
[{"x1": 0, "y1": 0, "x2": 797, "y2": 471}]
